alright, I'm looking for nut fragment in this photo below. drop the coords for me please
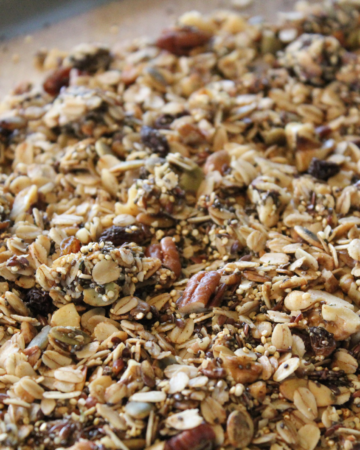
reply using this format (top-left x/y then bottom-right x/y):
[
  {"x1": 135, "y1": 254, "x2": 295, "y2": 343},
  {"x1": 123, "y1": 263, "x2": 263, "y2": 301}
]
[
  {"x1": 271, "y1": 324, "x2": 292, "y2": 351},
  {"x1": 164, "y1": 423, "x2": 215, "y2": 450},
  {"x1": 157, "y1": 26, "x2": 211, "y2": 56},
  {"x1": 178, "y1": 271, "x2": 220, "y2": 313}
]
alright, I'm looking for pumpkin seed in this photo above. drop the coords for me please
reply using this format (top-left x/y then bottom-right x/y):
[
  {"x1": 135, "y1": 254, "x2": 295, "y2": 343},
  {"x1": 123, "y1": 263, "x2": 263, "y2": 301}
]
[
  {"x1": 49, "y1": 326, "x2": 91, "y2": 347},
  {"x1": 226, "y1": 408, "x2": 254, "y2": 448},
  {"x1": 179, "y1": 166, "x2": 204, "y2": 193},
  {"x1": 28, "y1": 325, "x2": 51, "y2": 350},
  {"x1": 125, "y1": 401, "x2": 154, "y2": 419},
  {"x1": 83, "y1": 282, "x2": 120, "y2": 306}
]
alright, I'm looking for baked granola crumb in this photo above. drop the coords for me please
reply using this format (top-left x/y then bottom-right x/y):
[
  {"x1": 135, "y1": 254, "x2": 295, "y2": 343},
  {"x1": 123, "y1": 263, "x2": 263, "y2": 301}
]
[{"x1": 1, "y1": 1, "x2": 360, "y2": 449}]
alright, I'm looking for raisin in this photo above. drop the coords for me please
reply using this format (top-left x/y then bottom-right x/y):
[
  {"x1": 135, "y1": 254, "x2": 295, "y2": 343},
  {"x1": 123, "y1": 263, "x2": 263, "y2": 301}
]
[
  {"x1": 98, "y1": 225, "x2": 148, "y2": 246},
  {"x1": 60, "y1": 237, "x2": 81, "y2": 256},
  {"x1": 165, "y1": 424, "x2": 216, "y2": 450},
  {"x1": 25, "y1": 289, "x2": 55, "y2": 316},
  {"x1": 140, "y1": 126, "x2": 169, "y2": 156},
  {"x1": 309, "y1": 326, "x2": 336, "y2": 357},
  {"x1": 112, "y1": 358, "x2": 125, "y2": 375},
  {"x1": 43, "y1": 66, "x2": 71, "y2": 96},
  {"x1": 69, "y1": 47, "x2": 111, "y2": 73},
  {"x1": 157, "y1": 26, "x2": 211, "y2": 56},
  {"x1": 154, "y1": 114, "x2": 176, "y2": 129},
  {"x1": 308, "y1": 158, "x2": 340, "y2": 181}
]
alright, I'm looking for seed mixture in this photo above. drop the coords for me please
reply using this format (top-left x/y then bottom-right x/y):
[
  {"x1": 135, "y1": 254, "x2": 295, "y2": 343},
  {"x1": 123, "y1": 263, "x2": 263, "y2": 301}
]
[{"x1": 2, "y1": 1, "x2": 360, "y2": 449}]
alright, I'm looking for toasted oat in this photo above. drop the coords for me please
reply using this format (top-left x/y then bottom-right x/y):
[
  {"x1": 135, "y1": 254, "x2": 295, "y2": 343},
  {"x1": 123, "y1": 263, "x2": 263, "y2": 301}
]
[{"x1": 1, "y1": 1, "x2": 360, "y2": 449}]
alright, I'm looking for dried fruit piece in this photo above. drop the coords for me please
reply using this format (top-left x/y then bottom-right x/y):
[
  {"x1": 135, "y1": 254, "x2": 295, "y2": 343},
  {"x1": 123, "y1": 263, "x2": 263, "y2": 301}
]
[
  {"x1": 140, "y1": 126, "x2": 169, "y2": 156},
  {"x1": 43, "y1": 66, "x2": 71, "y2": 96},
  {"x1": 99, "y1": 225, "x2": 148, "y2": 246},
  {"x1": 309, "y1": 327, "x2": 336, "y2": 357},
  {"x1": 25, "y1": 288, "x2": 55, "y2": 315},
  {"x1": 157, "y1": 26, "x2": 211, "y2": 56},
  {"x1": 69, "y1": 44, "x2": 111, "y2": 72},
  {"x1": 60, "y1": 237, "x2": 81, "y2": 256},
  {"x1": 227, "y1": 408, "x2": 254, "y2": 448},
  {"x1": 308, "y1": 158, "x2": 340, "y2": 180},
  {"x1": 164, "y1": 423, "x2": 215, "y2": 450}
]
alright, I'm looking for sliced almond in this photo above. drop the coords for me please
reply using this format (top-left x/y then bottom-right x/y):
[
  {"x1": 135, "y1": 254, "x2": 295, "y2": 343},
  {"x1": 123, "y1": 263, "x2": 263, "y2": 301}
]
[{"x1": 271, "y1": 324, "x2": 292, "y2": 351}]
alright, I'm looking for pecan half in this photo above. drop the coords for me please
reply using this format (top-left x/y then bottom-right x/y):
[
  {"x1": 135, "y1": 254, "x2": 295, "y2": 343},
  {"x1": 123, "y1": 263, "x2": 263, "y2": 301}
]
[
  {"x1": 43, "y1": 66, "x2": 71, "y2": 96},
  {"x1": 178, "y1": 271, "x2": 221, "y2": 314},
  {"x1": 165, "y1": 423, "x2": 216, "y2": 450},
  {"x1": 161, "y1": 237, "x2": 182, "y2": 278},
  {"x1": 156, "y1": 27, "x2": 212, "y2": 56},
  {"x1": 146, "y1": 238, "x2": 181, "y2": 278}
]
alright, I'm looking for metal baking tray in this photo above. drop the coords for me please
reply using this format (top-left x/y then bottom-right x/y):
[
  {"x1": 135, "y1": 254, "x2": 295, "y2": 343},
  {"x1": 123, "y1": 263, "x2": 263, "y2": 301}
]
[{"x1": 0, "y1": 0, "x2": 113, "y2": 40}]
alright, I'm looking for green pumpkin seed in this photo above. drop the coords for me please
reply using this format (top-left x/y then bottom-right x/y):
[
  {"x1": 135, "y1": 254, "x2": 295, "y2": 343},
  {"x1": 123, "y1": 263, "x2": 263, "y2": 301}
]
[
  {"x1": 261, "y1": 30, "x2": 282, "y2": 55},
  {"x1": 50, "y1": 326, "x2": 91, "y2": 347},
  {"x1": 180, "y1": 166, "x2": 204, "y2": 193},
  {"x1": 157, "y1": 355, "x2": 178, "y2": 370},
  {"x1": 125, "y1": 401, "x2": 154, "y2": 419},
  {"x1": 83, "y1": 282, "x2": 120, "y2": 306}
]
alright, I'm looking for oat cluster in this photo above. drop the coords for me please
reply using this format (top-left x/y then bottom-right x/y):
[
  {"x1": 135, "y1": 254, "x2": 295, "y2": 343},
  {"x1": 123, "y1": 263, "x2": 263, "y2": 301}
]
[{"x1": 1, "y1": 1, "x2": 360, "y2": 449}]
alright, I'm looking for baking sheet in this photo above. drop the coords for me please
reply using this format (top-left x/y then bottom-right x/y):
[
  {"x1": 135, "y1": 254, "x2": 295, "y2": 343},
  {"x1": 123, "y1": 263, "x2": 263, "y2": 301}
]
[{"x1": 0, "y1": 0, "x2": 297, "y2": 98}]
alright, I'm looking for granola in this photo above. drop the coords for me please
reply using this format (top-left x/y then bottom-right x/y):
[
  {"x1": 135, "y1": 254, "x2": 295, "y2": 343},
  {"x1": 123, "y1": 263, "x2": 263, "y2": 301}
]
[{"x1": 2, "y1": 1, "x2": 360, "y2": 450}]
